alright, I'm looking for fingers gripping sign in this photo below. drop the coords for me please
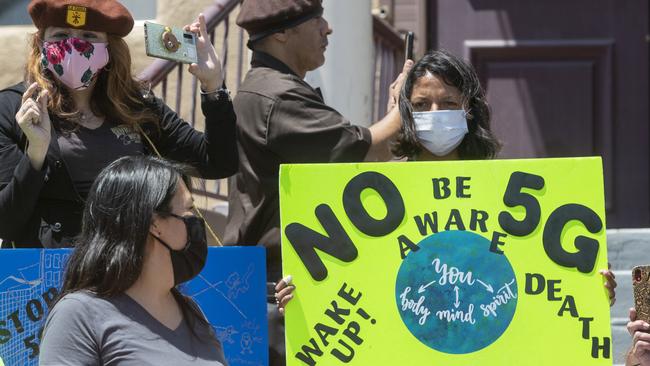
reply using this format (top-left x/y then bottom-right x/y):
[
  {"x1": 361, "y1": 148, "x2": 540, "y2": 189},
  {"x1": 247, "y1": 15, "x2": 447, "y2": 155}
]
[
  {"x1": 599, "y1": 263, "x2": 616, "y2": 307},
  {"x1": 275, "y1": 275, "x2": 295, "y2": 316}
]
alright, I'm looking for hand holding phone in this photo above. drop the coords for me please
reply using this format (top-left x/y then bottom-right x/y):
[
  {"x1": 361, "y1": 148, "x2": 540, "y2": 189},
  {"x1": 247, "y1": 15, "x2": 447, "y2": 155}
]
[
  {"x1": 182, "y1": 13, "x2": 224, "y2": 92},
  {"x1": 405, "y1": 31, "x2": 414, "y2": 62}
]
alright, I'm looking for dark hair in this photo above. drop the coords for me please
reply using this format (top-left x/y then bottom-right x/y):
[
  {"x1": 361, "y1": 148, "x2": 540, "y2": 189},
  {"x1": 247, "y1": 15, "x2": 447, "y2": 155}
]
[
  {"x1": 59, "y1": 156, "x2": 209, "y2": 334},
  {"x1": 392, "y1": 49, "x2": 501, "y2": 159}
]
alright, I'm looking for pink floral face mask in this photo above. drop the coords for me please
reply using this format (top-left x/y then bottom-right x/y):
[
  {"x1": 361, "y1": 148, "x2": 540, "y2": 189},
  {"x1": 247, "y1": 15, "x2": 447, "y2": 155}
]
[{"x1": 41, "y1": 38, "x2": 109, "y2": 90}]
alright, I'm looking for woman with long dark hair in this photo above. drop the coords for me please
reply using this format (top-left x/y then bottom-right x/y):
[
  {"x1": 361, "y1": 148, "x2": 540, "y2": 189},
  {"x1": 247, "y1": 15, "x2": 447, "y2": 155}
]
[
  {"x1": 39, "y1": 155, "x2": 227, "y2": 365},
  {"x1": 0, "y1": 0, "x2": 237, "y2": 248},
  {"x1": 390, "y1": 49, "x2": 617, "y2": 304}
]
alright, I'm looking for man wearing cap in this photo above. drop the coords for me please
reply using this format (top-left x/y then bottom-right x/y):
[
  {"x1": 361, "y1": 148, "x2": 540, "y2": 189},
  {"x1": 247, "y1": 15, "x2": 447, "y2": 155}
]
[{"x1": 226, "y1": 1, "x2": 411, "y2": 363}]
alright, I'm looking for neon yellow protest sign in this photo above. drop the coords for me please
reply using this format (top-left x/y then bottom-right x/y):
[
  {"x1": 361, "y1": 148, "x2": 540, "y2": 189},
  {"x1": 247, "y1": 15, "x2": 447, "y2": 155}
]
[{"x1": 280, "y1": 158, "x2": 611, "y2": 365}]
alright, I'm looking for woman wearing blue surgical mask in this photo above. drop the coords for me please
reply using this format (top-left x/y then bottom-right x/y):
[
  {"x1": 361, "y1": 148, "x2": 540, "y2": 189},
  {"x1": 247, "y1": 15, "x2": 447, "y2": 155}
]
[
  {"x1": 392, "y1": 50, "x2": 499, "y2": 161},
  {"x1": 392, "y1": 49, "x2": 617, "y2": 306}
]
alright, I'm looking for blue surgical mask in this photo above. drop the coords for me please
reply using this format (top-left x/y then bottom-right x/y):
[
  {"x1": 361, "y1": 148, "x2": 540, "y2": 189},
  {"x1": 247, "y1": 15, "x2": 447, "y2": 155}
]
[{"x1": 413, "y1": 110, "x2": 469, "y2": 156}]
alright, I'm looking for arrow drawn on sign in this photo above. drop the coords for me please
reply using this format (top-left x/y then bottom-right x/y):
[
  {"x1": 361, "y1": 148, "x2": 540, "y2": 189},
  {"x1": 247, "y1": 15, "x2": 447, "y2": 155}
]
[
  {"x1": 454, "y1": 286, "x2": 460, "y2": 308},
  {"x1": 476, "y1": 279, "x2": 494, "y2": 293},
  {"x1": 418, "y1": 280, "x2": 436, "y2": 294},
  {"x1": 0, "y1": 275, "x2": 41, "y2": 288}
]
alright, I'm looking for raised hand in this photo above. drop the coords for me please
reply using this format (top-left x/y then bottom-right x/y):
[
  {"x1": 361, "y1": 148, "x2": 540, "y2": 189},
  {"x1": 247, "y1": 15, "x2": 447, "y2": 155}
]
[
  {"x1": 387, "y1": 59, "x2": 414, "y2": 112},
  {"x1": 15, "y1": 82, "x2": 51, "y2": 170},
  {"x1": 184, "y1": 13, "x2": 224, "y2": 92}
]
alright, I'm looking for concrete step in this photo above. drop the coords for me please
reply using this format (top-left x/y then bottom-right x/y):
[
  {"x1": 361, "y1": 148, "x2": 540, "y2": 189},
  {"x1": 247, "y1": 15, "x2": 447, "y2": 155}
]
[{"x1": 608, "y1": 229, "x2": 650, "y2": 271}]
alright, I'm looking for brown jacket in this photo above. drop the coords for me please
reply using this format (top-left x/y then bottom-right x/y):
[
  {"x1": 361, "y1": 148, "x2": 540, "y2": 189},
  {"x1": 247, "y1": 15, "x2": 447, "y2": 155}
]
[{"x1": 224, "y1": 52, "x2": 371, "y2": 279}]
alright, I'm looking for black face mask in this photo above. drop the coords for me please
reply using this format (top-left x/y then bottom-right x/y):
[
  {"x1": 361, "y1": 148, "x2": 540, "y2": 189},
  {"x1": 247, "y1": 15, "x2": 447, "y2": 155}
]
[{"x1": 153, "y1": 213, "x2": 208, "y2": 285}]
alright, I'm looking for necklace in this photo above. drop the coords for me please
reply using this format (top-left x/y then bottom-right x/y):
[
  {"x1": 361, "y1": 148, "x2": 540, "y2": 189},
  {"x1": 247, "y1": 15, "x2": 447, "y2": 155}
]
[
  {"x1": 77, "y1": 109, "x2": 92, "y2": 121},
  {"x1": 77, "y1": 110, "x2": 104, "y2": 129}
]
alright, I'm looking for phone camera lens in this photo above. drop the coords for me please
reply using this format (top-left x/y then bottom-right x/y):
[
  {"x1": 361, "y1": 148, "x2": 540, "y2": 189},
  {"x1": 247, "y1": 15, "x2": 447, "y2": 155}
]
[{"x1": 634, "y1": 268, "x2": 642, "y2": 282}]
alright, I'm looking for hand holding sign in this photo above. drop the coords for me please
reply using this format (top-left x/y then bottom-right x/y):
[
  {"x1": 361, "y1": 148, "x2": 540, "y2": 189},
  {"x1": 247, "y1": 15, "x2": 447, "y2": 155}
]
[
  {"x1": 600, "y1": 264, "x2": 617, "y2": 306},
  {"x1": 280, "y1": 158, "x2": 612, "y2": 365},
  {"x1": 275, "y1": 275, "x2": 295, "y2": 315}
]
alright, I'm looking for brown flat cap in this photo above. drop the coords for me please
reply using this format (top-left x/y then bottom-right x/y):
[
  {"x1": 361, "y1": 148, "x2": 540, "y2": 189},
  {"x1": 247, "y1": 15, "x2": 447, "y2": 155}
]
[
  {"x1": 237, "y1": 0, "x2": 323, "y2": 43},
  {"x1": 28, "y1": 0, "x2": 134, "y2": 37}
]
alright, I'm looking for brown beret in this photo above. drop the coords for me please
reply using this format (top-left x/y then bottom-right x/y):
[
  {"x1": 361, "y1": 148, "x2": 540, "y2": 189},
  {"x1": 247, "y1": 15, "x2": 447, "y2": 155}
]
[
  {"x1": 236, "y1": 0, "x2": 323, "y2": 43},
  {"x1": 28, "y1": 0, "x2": 134, "y2": 37}
]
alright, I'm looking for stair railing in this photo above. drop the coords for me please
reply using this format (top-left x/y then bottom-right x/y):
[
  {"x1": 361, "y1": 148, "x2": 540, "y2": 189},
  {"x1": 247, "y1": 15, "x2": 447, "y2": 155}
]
[{"x1": 138, "y1": 2, "x2": 406, "y2": 206}]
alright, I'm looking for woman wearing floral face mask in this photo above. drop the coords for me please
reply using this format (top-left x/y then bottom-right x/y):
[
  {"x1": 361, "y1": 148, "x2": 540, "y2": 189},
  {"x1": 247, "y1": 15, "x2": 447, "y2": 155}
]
[
  {"x1": 39, "y1": 156, "x2": 227, "y2": 365},
  {"x1": 0, "y1": 0, "x2": 237, "y2": 249},
  {"x1": 392, "y1": 49, "x2": 617, "y2": 306}
]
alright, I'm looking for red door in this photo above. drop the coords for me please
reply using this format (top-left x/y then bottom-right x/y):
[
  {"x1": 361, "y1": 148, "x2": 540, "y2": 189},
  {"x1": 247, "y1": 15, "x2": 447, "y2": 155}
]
[{"x1": 427, "y1": 0, "x2": 649, "y2": 228}]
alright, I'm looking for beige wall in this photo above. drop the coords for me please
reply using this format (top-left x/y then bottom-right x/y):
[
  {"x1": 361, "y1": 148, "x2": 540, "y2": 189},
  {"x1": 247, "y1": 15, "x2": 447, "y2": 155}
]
[
  {"x1": 371, "y1": 0, "x2": 427, "y2": 58},
  {"x1": 393, "y1": 0, "x2": 427, "y2": 57},
  {"x1": 0, "y1": 26, "x2": 33, "y2": 89}
]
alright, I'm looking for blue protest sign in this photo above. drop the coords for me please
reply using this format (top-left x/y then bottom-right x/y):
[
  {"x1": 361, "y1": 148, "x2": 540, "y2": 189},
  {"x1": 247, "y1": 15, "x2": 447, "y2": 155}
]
[
  {"x1": 0, "y1": 247, "x2": 268, "y2": 366},
  {"x1": 182, "y1": 247, "x2": 269, "y2": 366}
]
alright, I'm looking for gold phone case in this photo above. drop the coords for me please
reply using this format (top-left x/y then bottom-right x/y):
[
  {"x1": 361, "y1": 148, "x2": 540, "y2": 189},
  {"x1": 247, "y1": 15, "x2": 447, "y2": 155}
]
[
  {"x1": 633, "y1": 265, "x2": 650, "y2": 322},
  {"x1": 144, "y1": 21, "x2": 198, "y2": 64}
]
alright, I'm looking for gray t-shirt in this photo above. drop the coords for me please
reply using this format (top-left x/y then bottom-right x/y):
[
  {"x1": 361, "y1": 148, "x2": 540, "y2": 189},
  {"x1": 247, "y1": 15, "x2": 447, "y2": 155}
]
[{"x1": 39, "y1": 291, "x2": 228, "y2": 366}]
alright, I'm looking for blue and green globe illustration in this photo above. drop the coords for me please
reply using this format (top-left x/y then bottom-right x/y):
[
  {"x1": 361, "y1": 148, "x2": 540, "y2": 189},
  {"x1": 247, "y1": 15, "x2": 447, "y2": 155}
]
[{"x1": 395, "y1": 230, "x2": 518, "y2": 354}]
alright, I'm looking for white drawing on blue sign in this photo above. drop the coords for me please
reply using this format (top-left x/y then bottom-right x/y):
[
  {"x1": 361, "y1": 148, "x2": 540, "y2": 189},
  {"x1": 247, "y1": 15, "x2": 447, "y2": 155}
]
[
  {"x1": 0, "y1": 251, "x2": 69, "y2": 366},
  {"x1": 189, "y1": 274, "x2": 247, "y2": 319},
  {"x1": 183, "y1": 261, "x2": 266, "y2": 366},
  {"x1": 240, "y1": 320, "x2": 263, "y2": 355},
  {"x1": 225, "y1": 264, "x2": 254, "y2": 300},
  {"x1": 0, "y1": 274, "x2": 41, "y2": 289},
  {"x1": 215, "y1": 325, "x2": 239, "y2": 344},
  {"x1": 188, "y1": 264, "x2": 257, "y2": 323},
  {"x1": 240, "y1": 333, "x2": 253, "y2": 354}
]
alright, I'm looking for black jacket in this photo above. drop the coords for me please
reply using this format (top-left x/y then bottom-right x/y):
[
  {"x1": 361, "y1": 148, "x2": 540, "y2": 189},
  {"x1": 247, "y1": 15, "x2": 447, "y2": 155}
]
[
  {"x1": 223, "y1": 52, "x2": 371, "y2": 279},
  {"x1": 0, "y1": 82, "x2": 237, "y2": 248}
]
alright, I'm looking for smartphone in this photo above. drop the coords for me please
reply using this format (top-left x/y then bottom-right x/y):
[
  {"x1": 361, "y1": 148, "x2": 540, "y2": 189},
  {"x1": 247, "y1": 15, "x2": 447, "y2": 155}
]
[
  {"x1": 144, "y1": 21, "x2": 198, "y2": 64},
  {"x1": 633, "y1": 265, "x2": 650, "y2": 322},
  {"x1": 404, "y1": 31, "x2": 414, "y2": 61}
]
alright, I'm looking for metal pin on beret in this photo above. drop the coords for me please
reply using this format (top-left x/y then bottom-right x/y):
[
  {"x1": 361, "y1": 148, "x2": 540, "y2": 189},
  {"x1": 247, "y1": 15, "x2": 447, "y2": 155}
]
[
  {"x1": 236, "y1": 0, "x2": 324, "y2": 44},
  {"x1": 28, "y1": 0, "x2": 134, "y2": 37}
]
